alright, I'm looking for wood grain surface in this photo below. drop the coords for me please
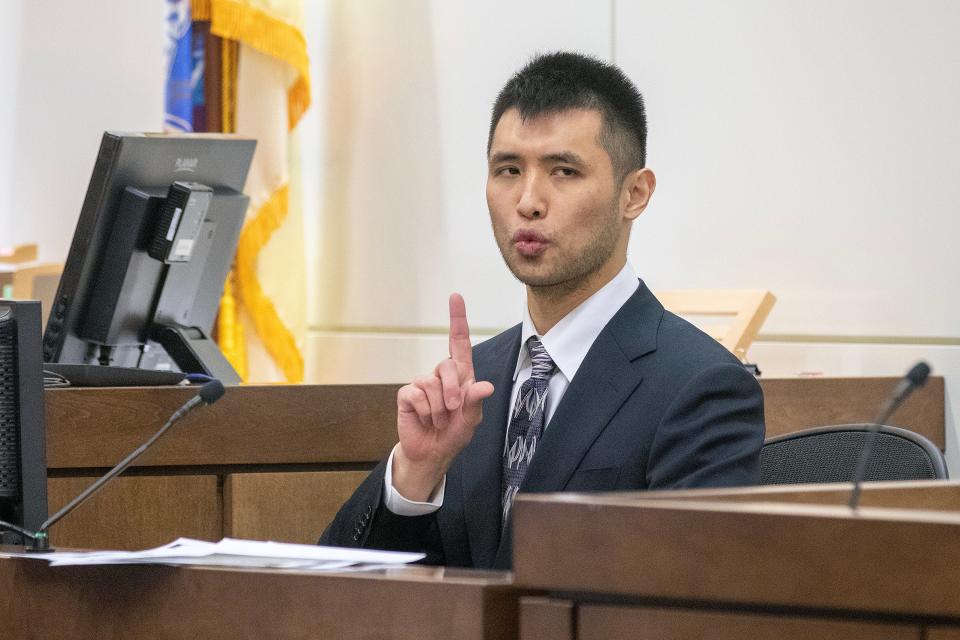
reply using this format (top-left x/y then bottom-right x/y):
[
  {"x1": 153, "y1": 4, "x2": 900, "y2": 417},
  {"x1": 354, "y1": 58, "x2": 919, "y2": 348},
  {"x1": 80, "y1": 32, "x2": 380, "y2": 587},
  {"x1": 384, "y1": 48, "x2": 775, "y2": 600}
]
[
  {"x1": 761, "y1": 376, "x2": 944, "y2": 447},
  {"x1": 624, "y1": 479, "x2": 960, "y2": 510},
  {"x1": 46, "y1": 475, "x2": 220, "y2": 550},
  {"x1": 519, "y1": 597, "x2": 574, "y2": 640},
  {"x1": 513, "y1": 493, "x2": 960, "y2": 619},
  {"x1": 577, "y1": 604, "x2": 921, "y2": 640},
  {"x1": 39, "y1": 378, "x2": 945, "y2": 551},
  {"x1": 224, "y1": 471, "x2": 369, "y2": 543},
  {"x1": 0, "y1": 557, "x2": 517, "y2": 640},
  {"x1": 45, "y1": 384, "x2": 400, "y2": 468},
  {"x1": 43, "y1": 377, "x2": 944, "y2": 471}
]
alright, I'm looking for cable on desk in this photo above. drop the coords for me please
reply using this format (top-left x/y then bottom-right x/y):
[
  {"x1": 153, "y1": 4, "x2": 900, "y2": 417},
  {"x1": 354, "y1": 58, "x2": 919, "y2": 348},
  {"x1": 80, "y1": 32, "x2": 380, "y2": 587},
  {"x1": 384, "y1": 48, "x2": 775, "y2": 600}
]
[{"x1": 42, "y1": 369, "x2": 71, "y2": 388}]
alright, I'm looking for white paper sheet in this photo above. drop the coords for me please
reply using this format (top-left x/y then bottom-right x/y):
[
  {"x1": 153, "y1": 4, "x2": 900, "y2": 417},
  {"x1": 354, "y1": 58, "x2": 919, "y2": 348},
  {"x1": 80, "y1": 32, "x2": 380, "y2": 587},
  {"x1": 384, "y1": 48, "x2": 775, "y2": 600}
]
[{"x1": 2, "y1": 537, "x2": 424, "y2": 571}]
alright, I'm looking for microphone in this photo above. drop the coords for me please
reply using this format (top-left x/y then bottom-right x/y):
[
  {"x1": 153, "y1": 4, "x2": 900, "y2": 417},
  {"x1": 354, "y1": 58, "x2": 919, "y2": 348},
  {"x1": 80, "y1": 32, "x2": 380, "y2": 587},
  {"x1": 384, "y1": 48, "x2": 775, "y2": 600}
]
[
  {"x1": 848, "y1": 362, "x2": 931, "y2": 509},
  {"x1": 0, "y1": 379, "x2": 225, "y2": 551}
]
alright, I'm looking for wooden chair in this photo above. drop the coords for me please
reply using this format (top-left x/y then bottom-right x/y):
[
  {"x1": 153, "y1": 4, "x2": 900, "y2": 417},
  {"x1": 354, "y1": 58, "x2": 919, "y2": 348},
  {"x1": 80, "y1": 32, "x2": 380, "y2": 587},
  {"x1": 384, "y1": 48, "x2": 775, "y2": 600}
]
[
  {"x1": 655, "y1": 290, "x2": 776, "y2": 361},
  {"x1": 0, "y1": 244, "x2": 40, "y2": 299},
  {"x1": 0, "y1": 243, "x2": 38, "y2": 264},
  {"x1": 11, "y1": 263, "x2": 63, "y2": 330}
]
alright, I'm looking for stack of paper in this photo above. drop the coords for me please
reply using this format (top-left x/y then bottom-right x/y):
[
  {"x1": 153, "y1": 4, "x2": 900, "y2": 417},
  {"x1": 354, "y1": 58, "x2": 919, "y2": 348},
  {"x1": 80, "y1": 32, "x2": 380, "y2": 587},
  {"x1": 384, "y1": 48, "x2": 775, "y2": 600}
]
[{"x1": 3, "y1": 538, "x2": 424, "y2": 572}]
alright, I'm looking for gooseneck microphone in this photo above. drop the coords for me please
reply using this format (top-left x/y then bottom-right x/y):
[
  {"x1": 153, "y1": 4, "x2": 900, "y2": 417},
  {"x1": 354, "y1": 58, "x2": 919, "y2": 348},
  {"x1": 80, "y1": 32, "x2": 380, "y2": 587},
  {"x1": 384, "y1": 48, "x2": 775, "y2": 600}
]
[
  {"x1": 848, "y1": 362, "x2": 931, "y2": 509},
  {"x1": 0, "y1": 379, "x2": 225, "y2": 551}
]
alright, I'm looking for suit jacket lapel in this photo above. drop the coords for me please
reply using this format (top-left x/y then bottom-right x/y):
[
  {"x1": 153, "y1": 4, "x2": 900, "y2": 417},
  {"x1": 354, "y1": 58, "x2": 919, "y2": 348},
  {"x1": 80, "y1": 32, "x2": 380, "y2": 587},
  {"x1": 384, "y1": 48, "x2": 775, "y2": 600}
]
[
  {"x1": 520, "y1": 281, "x2": 662, "y2": 494},
  {"x1": 460, "y1": 325, "x2": 520, "y2": 568},
  {"x1": 492, "y1": 325, "x2": 649, "y2": 570}
]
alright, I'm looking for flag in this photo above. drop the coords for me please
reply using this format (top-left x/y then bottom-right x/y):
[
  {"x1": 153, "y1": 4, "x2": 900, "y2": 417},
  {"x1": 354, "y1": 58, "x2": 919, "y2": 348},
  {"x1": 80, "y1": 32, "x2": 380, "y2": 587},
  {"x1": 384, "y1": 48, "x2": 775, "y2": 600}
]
[
  {"x1": 194, "y1": 0, "x2": 311, "y2": 382},
  {"x1": 164, "y1": 0, "x2": 194, "y2": 132}
]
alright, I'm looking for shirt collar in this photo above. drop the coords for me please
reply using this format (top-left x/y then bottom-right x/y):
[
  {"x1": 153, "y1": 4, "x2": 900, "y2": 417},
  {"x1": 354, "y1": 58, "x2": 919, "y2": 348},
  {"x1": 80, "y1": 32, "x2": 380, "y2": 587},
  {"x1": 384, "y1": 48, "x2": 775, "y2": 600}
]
[{"x1": 513, "y1": 262, "x2": 640, "y2": 382}]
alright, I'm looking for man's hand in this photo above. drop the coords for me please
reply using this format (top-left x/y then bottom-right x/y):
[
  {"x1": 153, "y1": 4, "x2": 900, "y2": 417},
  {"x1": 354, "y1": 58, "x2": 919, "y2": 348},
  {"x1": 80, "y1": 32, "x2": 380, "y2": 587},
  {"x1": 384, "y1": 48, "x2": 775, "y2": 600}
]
[{"x1": 393, "y1": 294, "x2": 495, "y2": 502}]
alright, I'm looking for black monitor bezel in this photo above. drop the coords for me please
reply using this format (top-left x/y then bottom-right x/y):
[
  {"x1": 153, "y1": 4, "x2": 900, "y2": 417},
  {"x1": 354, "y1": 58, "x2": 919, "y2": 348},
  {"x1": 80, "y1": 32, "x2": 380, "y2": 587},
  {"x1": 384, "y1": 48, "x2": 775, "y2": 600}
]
[{"x1": 43, "y1": 132, "x2": 256, "y2": 373}]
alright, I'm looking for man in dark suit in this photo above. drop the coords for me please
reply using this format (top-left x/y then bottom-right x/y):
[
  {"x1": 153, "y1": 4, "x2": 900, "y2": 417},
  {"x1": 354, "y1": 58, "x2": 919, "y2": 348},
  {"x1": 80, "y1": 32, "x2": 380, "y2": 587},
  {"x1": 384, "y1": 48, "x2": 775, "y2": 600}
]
[{"x1": 320, "y1": 52, "x2": 765, "y2": 569}]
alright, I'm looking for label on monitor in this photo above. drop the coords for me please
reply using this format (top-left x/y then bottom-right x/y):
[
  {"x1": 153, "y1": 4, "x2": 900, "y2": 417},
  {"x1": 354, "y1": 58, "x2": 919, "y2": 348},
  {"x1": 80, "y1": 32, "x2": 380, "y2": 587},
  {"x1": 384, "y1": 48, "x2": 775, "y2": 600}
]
[{"x1": 149, "y1": 182, "x2": 213, "y2": 264}]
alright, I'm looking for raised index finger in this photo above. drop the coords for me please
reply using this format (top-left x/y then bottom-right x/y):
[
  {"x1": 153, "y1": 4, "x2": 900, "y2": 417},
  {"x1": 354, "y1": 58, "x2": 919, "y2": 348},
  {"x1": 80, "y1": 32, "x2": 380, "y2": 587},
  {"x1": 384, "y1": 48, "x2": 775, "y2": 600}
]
[{"x1": 448, "y1": 293, "x2": 474, "y2": 373}]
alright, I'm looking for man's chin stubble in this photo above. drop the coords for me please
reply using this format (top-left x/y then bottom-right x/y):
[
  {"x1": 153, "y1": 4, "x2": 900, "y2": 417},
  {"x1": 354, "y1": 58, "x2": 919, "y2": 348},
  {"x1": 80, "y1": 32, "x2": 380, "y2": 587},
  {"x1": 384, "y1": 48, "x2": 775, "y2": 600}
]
[
  {"x1": 506, "y1": 244, "x2": 620, "y2": 301},
  {"x1": 509, "y1": 262, "x2": 593, "y2": 299}
]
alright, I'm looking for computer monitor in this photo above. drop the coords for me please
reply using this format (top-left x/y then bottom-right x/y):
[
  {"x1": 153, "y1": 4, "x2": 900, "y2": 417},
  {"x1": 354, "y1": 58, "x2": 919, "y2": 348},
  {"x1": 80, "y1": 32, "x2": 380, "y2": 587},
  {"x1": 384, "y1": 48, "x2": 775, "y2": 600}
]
[
  {"x1": 42, "y1": 132, "x2": 256, "y2": 383},
  {"x1": 0, "y1": 301, "x2": 47, "y2": 545}
]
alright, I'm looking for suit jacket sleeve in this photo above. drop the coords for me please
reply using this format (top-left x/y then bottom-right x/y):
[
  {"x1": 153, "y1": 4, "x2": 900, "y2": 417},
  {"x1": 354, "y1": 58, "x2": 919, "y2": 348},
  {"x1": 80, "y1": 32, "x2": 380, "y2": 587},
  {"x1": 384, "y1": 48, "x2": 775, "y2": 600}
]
[
  {"x1": 646, "y1": 362, "x2": 765, "y2": 488},
  {"x1": 317, "y1": 458, "x2": 446, "y2": 564}
]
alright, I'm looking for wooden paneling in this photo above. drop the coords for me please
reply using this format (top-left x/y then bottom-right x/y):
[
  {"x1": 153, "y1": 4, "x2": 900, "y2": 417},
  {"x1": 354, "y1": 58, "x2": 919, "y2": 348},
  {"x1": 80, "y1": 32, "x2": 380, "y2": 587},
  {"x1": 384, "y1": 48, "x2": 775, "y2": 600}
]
[
  {"x1": 47, "y1": 475, "x2": 220, "y2": 550},
  {"x1": 0, "y1": 558, "x2": 517, "y2": 640},
  {"x1": 928, "y1": 629, "x2": 960, "y2": 640},
  {"x1": 45, "y1": 384, "x2": 400, "y2": 468},
  {"x1": 224, "y1": 471, "x2": 369, "y2": 543},
  {"x1": 577, "y1": 605, "x2": 921, "y2": 640},
  {"x1": 37, "y1": 378, "x2": 947, "y2": 589},
  {"x1": 761, "y1": 377, "x2": 944, "y2": 447},
  {"x1": 513, "y1": 494, "x2": 960, "y2": 619},
  {"x1": 43, "y1": 377, "x2": 945, "y2": 471},
  {"x1": 519, "y1": 597, "x2": 574, "y2": 640},
  {"x1": 634, "y1": 480, "x2": 960, "y2": 511}
]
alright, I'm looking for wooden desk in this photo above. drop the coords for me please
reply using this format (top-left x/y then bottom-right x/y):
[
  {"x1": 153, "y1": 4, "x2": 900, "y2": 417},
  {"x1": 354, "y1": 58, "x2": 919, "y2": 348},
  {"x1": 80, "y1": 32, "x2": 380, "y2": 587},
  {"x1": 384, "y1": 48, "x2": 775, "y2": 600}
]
[
  {"x1": 0, "y1": 555, "x2": 517, "y2": 640},
  {"x1": 42, "y1": 377, "x2": 945, "y2": 549},
  {"x1": 512, "y1": 481, "x2": 960, "y2": 639},
  {"x1": 761, "y1": 376, "x2": 944, "y2": 448},
  {"x1": 44, "y1": 384, "x2": 398, "y2": 549}
]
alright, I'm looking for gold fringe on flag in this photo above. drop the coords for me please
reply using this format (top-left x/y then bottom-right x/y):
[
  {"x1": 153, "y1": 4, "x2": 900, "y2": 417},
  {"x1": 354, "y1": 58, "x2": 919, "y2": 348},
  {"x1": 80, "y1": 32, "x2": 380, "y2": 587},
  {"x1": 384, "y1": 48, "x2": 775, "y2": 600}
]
[
  {"x1": 208, "y1": 0, "x2": 311, "y2": 129},
  {"x1": 221, "y1": 37, "x2": 238, "y2": 134},
  {"x1": 191, "y1": 0, "x2": 211, "y2": 21},
  {"x1": 234, "y1": 184, "x2": 304, "y2": 382},
  {"x1": 205, "y1": 0, "x2": 310, "y2": 383},
  {"x1": 218, "y1": 31, "x2": 243, "y2": 379},
  {"x1": 216, "y1": 272, "x2": 248, "y2": 380}
]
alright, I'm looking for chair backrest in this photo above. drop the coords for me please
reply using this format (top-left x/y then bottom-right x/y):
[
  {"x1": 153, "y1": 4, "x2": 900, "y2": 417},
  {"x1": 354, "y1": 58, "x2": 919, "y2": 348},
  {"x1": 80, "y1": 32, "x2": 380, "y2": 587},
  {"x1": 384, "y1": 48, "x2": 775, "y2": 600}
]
[
  {"x1": 10, "y1": 263, "x2": 63, "y2": 332},
  {"x1": 760, "y1": 424, "x2": 948, "y2": 485},
  {"x1": 0, "y1": 244, "x2": 37, "y2": 264},
  {"x1": 655, "y1": 290, "x2": 776, "y2": 361}
]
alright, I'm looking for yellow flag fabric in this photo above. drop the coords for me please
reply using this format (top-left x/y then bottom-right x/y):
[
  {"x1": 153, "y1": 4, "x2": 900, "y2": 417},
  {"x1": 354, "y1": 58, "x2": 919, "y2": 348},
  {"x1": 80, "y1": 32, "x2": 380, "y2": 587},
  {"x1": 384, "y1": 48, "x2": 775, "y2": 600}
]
[{"x1": 203, "y1": 0, "x2": 310, "y2": 382}]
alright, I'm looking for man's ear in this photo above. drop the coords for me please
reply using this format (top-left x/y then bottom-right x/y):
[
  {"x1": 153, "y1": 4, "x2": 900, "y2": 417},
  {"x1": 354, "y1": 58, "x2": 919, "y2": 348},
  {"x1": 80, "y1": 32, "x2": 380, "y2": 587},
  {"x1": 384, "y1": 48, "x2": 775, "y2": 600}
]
[{"x1": 622, "y1": 168, "x2": 656, "y2": 221}]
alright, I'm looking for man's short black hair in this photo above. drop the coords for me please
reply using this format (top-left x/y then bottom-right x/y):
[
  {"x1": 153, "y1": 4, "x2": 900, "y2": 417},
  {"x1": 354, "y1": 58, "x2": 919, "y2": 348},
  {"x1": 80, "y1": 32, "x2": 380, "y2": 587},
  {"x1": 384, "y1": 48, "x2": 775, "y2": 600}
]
[{"x1": 488, "y1": 51, "x2": 648, "y2": 176}]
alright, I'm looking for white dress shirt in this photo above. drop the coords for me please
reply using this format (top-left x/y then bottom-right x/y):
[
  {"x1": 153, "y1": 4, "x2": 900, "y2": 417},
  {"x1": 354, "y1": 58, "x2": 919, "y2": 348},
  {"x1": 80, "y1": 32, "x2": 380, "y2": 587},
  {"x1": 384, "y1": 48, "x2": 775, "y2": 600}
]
[{"x1": 384, "y1": 262, "x2": 641, "y2": 515}]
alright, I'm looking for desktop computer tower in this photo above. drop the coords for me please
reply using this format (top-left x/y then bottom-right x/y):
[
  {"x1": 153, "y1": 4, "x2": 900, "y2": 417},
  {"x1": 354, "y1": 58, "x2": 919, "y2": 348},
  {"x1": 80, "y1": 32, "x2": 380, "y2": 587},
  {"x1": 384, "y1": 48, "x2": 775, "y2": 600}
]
[{"x1": 0, "y1": 300, "x2": 48, "y2": 544}]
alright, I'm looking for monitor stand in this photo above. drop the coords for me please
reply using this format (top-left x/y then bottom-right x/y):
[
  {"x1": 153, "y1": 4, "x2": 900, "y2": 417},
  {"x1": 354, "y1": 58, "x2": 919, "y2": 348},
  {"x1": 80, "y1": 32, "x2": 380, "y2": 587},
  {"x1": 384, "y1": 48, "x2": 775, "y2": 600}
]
[{"x1": 152, "y1": 324, "x2": 242, "y2": 385}]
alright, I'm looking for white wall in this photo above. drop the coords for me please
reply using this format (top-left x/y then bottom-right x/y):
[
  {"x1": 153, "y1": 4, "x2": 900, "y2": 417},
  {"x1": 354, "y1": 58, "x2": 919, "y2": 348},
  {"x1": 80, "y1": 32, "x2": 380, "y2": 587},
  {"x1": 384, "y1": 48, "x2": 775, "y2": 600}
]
[
  {"x1": 302, "y1": 0, "x2": 960, "y2": 357},
  {"x1": 619, "y1": 0, "x2": 960, "y2": 338},
  {"x1": 615, "y1": 0, "x2": 960, "y2": 470},
  {"x1": 306, "y1": 0, "x2": 613, "y2": 331},
  {"x1": 302, "y1": 0, "x2": 613, "y2": 381},
  {"x1": 0, "y1": 1, "x2": 25, "y2": 230},
  {"x1": 299, "y1": 1, "x2": 960, "y2": 472},
  {"x1": 0, "y1": 0, "x2": 165, "y2": 261}
]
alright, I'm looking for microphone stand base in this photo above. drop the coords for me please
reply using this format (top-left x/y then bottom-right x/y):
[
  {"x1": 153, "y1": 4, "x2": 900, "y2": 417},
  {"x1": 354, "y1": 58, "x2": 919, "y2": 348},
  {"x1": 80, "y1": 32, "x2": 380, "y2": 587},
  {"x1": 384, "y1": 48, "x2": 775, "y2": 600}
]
[{"x1": 27, "y1": 532, "x2": 53, "y2": 553}]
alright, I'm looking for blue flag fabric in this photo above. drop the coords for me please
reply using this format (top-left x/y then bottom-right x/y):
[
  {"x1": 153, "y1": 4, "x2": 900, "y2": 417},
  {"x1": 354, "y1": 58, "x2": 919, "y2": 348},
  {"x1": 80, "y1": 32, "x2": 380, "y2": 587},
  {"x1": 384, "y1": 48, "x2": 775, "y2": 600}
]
[
  {"x1": 191, "y1": 23, "x2": 207, "y2": 129},
  {"x1": 165, "y1": 0, "x2": 193, "y2": 132}
]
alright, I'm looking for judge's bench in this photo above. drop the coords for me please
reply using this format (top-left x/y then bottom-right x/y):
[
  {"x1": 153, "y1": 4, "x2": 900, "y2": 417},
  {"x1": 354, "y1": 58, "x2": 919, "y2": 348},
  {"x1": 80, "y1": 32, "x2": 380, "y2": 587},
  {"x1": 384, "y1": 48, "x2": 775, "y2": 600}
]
[{"x1": 1, "y1": 376, "x2": 954, "y2": 639}]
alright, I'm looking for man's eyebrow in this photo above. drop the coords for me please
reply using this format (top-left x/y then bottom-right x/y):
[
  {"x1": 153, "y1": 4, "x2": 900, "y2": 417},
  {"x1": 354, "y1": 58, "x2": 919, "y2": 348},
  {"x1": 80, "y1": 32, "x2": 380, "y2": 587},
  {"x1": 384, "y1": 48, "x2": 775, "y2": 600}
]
[
  {"x1": 542, "y1": 152, "x2": 585, "y2": 165},
  {"x1": 489, "y1": 151, "x2": 521, "y2": 164},
  {"x1": 489, "y1": 151, "x2": 587, "y2": 165}
]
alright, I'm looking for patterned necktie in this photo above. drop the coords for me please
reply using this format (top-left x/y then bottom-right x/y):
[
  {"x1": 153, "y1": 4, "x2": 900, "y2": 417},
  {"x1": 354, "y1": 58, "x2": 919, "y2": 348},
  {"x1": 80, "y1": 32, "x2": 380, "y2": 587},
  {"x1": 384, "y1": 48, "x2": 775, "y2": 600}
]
[{"x1": 501, "y1": 336, "x2": 556, "y2": 524}]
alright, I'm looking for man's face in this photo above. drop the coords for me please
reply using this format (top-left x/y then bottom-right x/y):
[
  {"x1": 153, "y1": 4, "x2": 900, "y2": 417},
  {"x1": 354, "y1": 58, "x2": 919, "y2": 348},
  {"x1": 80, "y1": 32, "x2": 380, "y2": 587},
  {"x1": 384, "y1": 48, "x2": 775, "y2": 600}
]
[{"x1": 486, "y1": 107, "x2": 627, "y2": 292}]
